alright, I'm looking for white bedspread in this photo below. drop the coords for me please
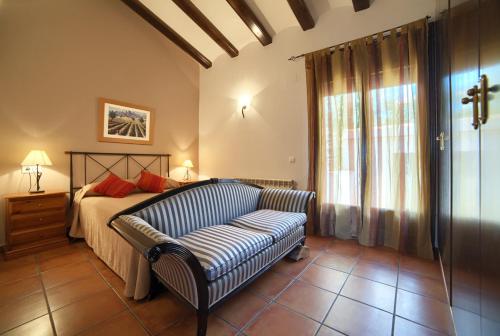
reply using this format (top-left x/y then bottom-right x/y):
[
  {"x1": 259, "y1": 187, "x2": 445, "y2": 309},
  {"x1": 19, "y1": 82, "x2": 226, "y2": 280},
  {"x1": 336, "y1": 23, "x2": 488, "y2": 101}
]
[{"x1": 70, "y1": 186, "x2": 159, "y2": 300}]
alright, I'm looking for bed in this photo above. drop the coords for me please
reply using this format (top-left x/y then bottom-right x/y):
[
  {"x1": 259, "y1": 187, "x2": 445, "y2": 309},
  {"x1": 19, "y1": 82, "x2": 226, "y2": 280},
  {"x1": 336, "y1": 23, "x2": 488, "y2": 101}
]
[{"x1": 66, "y1": 151, "x2": 173, "y2": 299}]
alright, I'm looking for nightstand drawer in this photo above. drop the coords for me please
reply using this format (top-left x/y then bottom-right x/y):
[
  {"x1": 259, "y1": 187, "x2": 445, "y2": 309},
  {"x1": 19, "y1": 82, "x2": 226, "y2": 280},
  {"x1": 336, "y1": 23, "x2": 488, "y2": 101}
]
[
  {"x1": 10, "y1": 210, "x2": 66, "y2": 230},
  {"x1": 10, "y1": 196, "x2": 65, "y2": 214},
  {"x1": 10, "y1": 222, "x2": 66, "y2": 246}
]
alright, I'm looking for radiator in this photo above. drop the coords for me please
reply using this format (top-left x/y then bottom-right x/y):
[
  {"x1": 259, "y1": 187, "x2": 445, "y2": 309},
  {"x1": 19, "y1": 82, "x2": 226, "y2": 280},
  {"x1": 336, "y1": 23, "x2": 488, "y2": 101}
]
[{"x1": 235, "y1": 178, "x2": 296, "y2": 190}]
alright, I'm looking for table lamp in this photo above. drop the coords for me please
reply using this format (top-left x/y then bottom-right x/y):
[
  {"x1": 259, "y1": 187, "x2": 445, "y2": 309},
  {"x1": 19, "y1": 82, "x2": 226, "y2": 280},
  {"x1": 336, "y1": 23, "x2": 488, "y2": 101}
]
[
  {"x1": 182, "y1": 159, "x2": 194, "y2": 181},
  {"x1": 21, "y1": 150, "x2": 53, "y2": 193}
]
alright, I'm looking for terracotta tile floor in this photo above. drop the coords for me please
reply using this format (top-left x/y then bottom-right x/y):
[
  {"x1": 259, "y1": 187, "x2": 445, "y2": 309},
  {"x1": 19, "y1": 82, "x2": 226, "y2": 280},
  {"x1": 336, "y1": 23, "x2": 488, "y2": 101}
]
[{"x1": 0, "y1": 237, "x2": 455, "y2": 336}]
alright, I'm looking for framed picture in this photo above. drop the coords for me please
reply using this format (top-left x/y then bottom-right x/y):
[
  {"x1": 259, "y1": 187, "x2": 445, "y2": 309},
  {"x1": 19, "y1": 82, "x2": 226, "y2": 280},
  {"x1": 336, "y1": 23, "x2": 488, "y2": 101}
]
[{"x1": 98, "y1": 98, "x2": 154, "y2": 145}]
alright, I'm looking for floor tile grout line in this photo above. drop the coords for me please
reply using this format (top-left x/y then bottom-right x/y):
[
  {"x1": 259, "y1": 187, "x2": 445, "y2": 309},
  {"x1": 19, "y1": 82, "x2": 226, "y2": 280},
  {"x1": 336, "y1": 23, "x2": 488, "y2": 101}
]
[
  {"x1": 313, "y1": 250, "x2": 359, "y2": 336},
  {"x1": 272, "y1": 300, "x2": 339, "y2": 328},
  {"x1": 212, "y1": 313, "x2": 247, "y2": 333},
  {"x1": 0, "y1": 315, "x2": 48, "y2": 335},
  {"x1": 390, "y1": 253, "x2": 401, "y2": 336},
  {"x1": 35, "y1": 253, "x2": 59, "y2": 336},
  {"x1": 37, "y1": 246, "x2": 91, "y2": 273},
  {"x1": 237, "y1": 296, "x2": 275, "y2": 335},
  {"x1": 237, "y1": 244, "x2": 446, "y2": 335},
  {"x1": 48, "y1": 282, "x2": 111, "y2": 313},
  {"x1": 0, "y1": 256, "x2": 58, "y2": 336},
  {"x1": 394, "y1": 314, "x2": 450, "y2": 335},
  {"x1": 237, "y1": 247, "x2": 325, "y2": 334},
  {"x1": 335, "y1": 294, "x2": 395, "y2": 314},
  {"x1": 89, "y1": 245, "x2": 191, "y2": 335},
  {"x1": 0, "y1": 277, "x2": 44, "y2": 303},
  {"x1": 273, "y1": 247, "x2": 347, "y2": 335},
  {"x1": 71, "y1": 310, "x2": 128, "y2": 336},
  {"x1": 280, "y1": 276, "x2": 397, "y2": 317},
  {"x1": 398, "y1": 266, "x2": 445, "y2": 281},
  {"x1": 40, "y1": 260, "x2": 97, "y2": 291},
  {"x1": 0, "y1": 248, "x2": 88, "y2": 335},
  {"x1": 310, "y1": 259, "x2": 448, "y2": 305},
  {"x1": 324, "y1": 264, "x2": 397, "y2": 287},
  {"x1": 166, "y1": 242, "x2": 325, "y2": 334},
  {"x1": 87, "y1": 253, "x2": 154, "y2": 336},
  {"x1": 40, "y1": 253, "x2": 120, "y2": 315},
  {"x1": 2, "y1": 240, "x2": 445, "y2": 336}
]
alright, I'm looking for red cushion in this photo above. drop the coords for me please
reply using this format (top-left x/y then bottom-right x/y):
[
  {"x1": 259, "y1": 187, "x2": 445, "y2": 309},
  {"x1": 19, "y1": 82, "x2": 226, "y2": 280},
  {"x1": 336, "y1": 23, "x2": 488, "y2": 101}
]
[
  {"x1": 136, "y1": 170, "x2": 166, "y2": 193},
  {"x1": 93, "y1": 173, "x2": 136, "y2": 198}
]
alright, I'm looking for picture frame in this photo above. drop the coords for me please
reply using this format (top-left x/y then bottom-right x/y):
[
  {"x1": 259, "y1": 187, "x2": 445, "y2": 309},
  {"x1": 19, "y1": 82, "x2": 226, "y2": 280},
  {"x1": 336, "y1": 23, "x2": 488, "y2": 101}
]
[{"x1": 98, "y1": 98, "x2": 154, "y2": 145}]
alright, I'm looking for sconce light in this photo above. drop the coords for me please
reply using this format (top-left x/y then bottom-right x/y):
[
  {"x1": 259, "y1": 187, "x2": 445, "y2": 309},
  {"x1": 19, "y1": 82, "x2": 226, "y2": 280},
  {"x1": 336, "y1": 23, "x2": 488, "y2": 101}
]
[{"x1": 239, "y1": 95, "x2": 251, "y2": 118}]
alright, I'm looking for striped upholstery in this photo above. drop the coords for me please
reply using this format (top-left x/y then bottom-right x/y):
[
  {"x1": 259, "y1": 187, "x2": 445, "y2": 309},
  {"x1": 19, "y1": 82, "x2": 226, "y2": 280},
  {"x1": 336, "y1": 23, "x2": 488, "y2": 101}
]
[
  {"x1": 153, "y1": 253, "x2": 199, "y2": 308},
  {"x1": 133, "y1": 183, "x2": 262, "y2": 238},
  {"x1": 116, "y1": 215, "x2": 180, "y2": 244},
  {"x1": 208, "y1": 226, "x2": 304, "y2": 306},
  {"x1": 229, "y1": 210, "x2": 307, "y2": 242},
  {"x1": 151, "y1": 226, "x2": 305, "y2": 309},
  {"x1": 177, "y1": 225, "x2": 273, "y2": 281},
  {"x1": 258, "y1": 189, "x2": 312, "y2": 213}
]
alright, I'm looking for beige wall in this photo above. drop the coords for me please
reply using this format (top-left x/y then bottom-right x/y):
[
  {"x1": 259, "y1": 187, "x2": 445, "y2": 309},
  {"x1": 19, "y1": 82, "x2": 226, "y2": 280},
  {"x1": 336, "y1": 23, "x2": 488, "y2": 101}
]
[
  {"x1": 199, "y1": 0, "x2": 437, "y2": 189},
  {"x1": 0, "y1": 0, "x2": 200, "y2": 245}
]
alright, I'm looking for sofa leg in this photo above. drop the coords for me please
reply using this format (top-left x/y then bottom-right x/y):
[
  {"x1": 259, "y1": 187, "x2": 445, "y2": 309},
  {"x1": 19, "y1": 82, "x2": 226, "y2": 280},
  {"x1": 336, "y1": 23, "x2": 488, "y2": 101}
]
[
  {"x1": 148, "y1": 275, "x2": 161, "y2": 301},
  {"x1": 197, "y1": 311, "x2": 208, "y2": 336}
]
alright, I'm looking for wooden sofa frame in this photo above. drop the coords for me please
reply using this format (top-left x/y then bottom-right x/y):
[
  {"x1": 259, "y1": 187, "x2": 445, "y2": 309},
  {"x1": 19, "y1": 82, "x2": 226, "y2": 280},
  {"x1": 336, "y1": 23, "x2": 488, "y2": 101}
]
[{"x1": 108, "y1": 179, "x2": 314, "y2": 335}]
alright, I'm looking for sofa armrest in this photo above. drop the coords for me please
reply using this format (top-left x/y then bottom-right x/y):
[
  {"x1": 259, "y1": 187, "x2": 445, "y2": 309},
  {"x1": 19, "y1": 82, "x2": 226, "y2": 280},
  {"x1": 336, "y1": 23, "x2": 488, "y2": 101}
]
[
  {"x1": 258, "y1": 189, "x2": 315, "y2": 213},
  {"x1": 110, "y1": 215, "x2": 209, "y2": 310},
  {"x1": 110, "y1": 215, "x2": 181, "y2": 262}
]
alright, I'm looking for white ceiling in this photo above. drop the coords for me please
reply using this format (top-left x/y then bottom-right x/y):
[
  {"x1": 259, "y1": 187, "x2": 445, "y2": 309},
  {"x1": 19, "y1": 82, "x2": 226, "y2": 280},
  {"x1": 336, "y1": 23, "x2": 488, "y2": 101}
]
[{"x1": 139, "y1": 0, "x2": 354, "y2": 62}]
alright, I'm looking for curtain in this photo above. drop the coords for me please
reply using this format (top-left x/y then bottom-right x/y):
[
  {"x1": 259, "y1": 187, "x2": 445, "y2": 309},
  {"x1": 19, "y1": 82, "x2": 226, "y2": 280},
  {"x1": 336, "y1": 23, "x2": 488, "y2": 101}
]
[{"x1": 306, "y1": 19, "x2": 433, "y2": 259}]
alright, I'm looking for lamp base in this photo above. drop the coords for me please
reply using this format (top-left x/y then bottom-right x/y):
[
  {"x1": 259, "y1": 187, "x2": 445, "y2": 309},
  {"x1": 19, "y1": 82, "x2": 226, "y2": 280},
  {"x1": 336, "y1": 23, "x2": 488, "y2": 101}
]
[
  {"x1": 29, "y1": 190, "x2": 45, "y2": 194},
  {"x1": 183, "y1": 168, "x2": 191, "y2": 181}
]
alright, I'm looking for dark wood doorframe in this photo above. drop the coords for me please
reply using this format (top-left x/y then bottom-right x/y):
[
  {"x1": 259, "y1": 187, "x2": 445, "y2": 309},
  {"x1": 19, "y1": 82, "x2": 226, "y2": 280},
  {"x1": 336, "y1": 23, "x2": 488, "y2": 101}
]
[
  {"x1": 429, "y1": 20, "x2": 440, "y2": 251},
  {"x1": 434, "y1": 5, "x2": 454, "y2": 303}
]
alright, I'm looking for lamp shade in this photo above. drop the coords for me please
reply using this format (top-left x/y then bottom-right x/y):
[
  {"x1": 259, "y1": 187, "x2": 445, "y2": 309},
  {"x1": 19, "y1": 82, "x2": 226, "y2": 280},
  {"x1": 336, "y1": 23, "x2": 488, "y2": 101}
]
[
  {"x1": 21, "y1": 150, "x2": 53, "y2": 166},
  {"x1": 182, "y1": 159, "x2": 194, "y2": 168}
]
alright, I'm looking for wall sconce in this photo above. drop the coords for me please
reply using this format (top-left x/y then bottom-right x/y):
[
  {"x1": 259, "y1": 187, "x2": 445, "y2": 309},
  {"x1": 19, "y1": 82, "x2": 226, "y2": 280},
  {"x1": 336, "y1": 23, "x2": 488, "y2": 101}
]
[{"x1": 239, "y1": 95, "x2": 251, "y2": 118}]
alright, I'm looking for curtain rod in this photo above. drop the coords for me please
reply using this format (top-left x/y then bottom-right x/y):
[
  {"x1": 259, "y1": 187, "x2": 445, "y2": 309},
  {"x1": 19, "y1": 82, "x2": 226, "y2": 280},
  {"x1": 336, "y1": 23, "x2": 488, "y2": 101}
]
[{"x1": 288, "y1": 16, "x2": 431, "y2": 61}]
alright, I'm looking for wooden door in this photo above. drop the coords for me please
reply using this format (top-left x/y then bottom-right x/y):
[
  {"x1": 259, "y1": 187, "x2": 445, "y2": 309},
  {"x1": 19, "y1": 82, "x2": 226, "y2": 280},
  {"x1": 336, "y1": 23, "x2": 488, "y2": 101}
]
[
  {"x1": 449, "y1": 0, "x2": 482, "y2": 333},
  {"x1": 479, "y1": 0, "x2": 500, "y2": 334}
]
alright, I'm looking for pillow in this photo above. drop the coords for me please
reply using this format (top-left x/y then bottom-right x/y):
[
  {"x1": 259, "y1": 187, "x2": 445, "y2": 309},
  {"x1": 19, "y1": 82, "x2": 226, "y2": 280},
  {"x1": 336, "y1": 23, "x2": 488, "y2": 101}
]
[
  {"x1": 137, "y1": 170, "x2": 166, "y2": 193},
  {"x1": 93, "y1": 173, "x2": 136, "y2": 198}
]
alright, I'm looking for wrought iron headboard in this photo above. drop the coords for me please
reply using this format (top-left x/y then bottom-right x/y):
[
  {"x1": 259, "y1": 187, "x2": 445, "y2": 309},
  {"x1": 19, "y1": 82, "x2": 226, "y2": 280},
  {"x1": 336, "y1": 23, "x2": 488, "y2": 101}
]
[{"x1": 65, "y1": 151, "x2": 171, "y2": 203}]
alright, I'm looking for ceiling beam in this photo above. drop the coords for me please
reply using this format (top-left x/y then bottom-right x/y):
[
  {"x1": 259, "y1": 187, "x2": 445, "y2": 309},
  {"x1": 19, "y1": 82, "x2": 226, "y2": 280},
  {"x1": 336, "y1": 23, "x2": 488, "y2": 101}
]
[
  {"x1": 121, "y1": 0, "x2": 212, "y2": 68},
  {"x1": 225, "y1": 0, "x2": 272, "y2": 46},
  {"x1": 172, "y1": 0, "x2": 238, "y2": 58},
  {"x1": 352, "y1": 0, "x2": 370, "y2": 12},
  {"x1": 287, "y1": 0, "x2": 315, "y2": 31}
]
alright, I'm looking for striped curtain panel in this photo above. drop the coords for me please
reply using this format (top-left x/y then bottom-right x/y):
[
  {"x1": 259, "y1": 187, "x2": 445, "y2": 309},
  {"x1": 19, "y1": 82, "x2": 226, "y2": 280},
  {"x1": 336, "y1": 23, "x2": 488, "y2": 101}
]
[{"x1": 306, "y1": 18, "x2": 433, "y2": 259}]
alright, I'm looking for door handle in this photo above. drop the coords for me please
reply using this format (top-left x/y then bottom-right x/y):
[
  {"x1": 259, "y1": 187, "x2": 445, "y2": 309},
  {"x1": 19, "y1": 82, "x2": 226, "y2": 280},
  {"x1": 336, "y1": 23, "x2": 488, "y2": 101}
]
[
  {"x1": 436, "y1": 131, "x2": 449, "y2": 151},
  {"x1": 479, "y1": 74, "x2": 489, "y2": 125},
  {"x1": 462, "y1": 85, "x2": 479, "y2": 129}
]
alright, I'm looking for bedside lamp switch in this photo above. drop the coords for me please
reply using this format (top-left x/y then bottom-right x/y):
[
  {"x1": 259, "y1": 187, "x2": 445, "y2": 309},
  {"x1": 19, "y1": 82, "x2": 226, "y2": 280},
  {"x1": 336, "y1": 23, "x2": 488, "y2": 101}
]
[
  {"x1": 21, "y1": 165, "x2": 38, "y2": 174},
  {"x1": 288, "y1": 156, "x2": 296, "y2": 164}
]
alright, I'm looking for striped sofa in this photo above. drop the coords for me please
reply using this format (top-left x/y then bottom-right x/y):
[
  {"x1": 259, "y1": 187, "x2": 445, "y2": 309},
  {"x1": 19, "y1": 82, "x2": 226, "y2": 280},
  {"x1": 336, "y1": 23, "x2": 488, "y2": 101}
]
[{"x1": 109, "y1": 179, "x2": 314, "y2": 336}]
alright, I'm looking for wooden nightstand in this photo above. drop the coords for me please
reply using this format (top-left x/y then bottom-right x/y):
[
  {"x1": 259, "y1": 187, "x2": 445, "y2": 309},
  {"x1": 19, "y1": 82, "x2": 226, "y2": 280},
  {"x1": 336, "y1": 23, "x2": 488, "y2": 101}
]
[
  {"x1": 178, "y1": 180, "x2": 199, "y2": 187},
  {"x1": 4, "y1": 191, "x2": 68, "y2": 259}
]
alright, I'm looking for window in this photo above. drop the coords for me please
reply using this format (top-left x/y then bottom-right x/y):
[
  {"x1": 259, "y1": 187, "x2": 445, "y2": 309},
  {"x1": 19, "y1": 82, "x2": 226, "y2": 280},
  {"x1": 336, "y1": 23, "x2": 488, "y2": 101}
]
[{"x1": 323, "y1": 83, "x2": 418, "y2": 211}]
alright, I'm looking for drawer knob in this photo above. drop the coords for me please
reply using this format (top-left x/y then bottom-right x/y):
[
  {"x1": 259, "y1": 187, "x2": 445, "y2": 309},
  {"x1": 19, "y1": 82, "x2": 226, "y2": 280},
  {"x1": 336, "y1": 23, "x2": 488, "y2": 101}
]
[
  {"x1": 37, "y1": 204, "x2": 42, "y2": 207},
  {"x1": 39, "y1": 218, "x2": 43, "y2": 221}
]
